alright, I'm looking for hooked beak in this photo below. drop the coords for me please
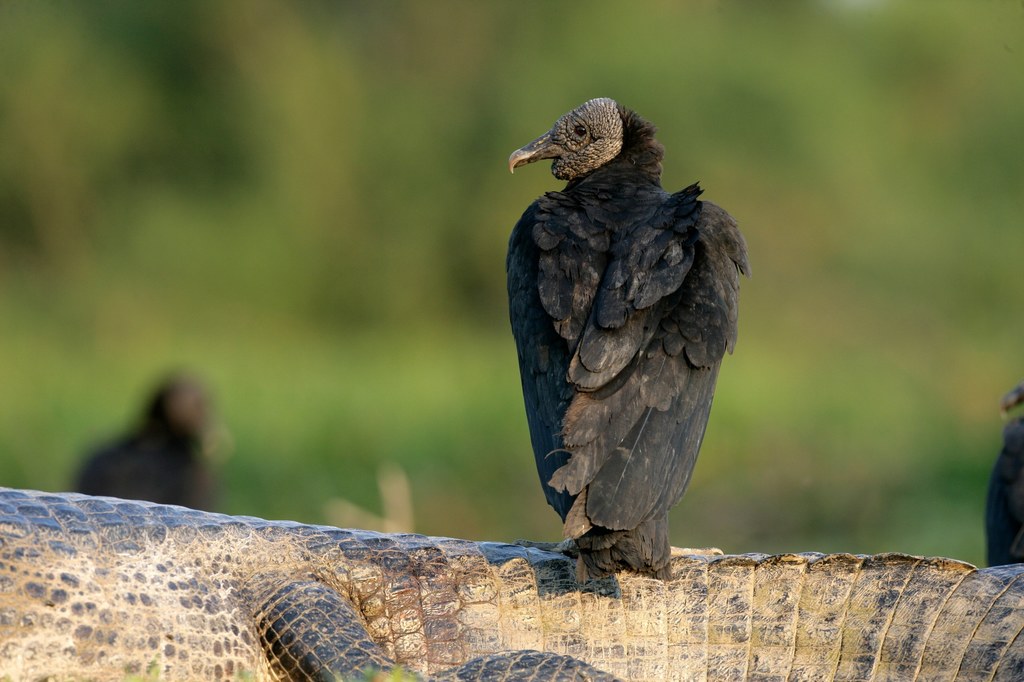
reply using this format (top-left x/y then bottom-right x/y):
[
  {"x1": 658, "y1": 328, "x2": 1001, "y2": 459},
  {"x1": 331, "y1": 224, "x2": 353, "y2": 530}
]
[
  {"x1": 1001, "y1": 381, "x2": 1024, "y2": 417},
  {"x1": 508, "y1": 131, "x2": 560, "y2": 174}
]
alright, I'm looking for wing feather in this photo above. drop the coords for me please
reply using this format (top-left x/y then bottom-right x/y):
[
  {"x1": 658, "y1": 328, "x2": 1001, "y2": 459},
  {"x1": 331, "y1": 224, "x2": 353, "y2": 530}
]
[
  {"x1": 509, "y1": 204, "x2": 574, "y2": 519},
  {"x1": 554, "y1": 189, "x2": 748, "y2": 535}
]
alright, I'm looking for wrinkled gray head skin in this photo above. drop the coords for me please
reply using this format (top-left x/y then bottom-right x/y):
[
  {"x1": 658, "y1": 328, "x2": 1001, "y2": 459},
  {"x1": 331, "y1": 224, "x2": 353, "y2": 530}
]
[{"x1": 508, "y1": 98, "x2": 624, "y2": 181}]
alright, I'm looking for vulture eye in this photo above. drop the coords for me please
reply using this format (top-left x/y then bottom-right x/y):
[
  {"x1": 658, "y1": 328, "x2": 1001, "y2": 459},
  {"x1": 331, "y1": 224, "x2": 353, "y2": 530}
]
[{"x1": 573, "y1": 124, "x2": 588, "y2": 138}]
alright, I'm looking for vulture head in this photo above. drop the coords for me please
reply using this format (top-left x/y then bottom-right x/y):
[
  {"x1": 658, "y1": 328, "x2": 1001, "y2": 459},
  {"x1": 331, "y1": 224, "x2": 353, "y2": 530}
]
[
  {"x1": 508, "y1": 98, "x2": 625, "y2": 181},
  {"x1": 1002, "y1": 380, "x2": 1024, "y2": 417},
  {"x1": 145, "y1": 375, "x2": 212, "y2": 445}
]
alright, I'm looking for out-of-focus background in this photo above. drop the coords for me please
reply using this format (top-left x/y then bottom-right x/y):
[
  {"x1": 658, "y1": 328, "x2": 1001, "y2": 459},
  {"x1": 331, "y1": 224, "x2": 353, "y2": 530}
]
[{"x1": 1, "y1": 0, "x2": 1022, "y2": 566}]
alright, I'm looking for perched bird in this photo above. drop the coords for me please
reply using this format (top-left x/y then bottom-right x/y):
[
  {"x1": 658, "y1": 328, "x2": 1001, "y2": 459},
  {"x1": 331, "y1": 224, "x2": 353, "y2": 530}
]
[
  {"x1": 986, "y1": 379, "x2": 1024, "y2": 566},
  {"x1": 506, "y1": 98, "x2": 749, "y2": 580},
  {"x1": 74, "y1": 375, "x2": 220, "y2": 511}
]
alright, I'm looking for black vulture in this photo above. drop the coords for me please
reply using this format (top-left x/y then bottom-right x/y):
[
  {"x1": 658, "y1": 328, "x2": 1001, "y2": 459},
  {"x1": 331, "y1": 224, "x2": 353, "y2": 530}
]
[
  {"x1": 987, "y1": 379, "x2": 1024, "y2": 566},
  {"x1": 506, "y1": 98, "x2": 750, "y2": 580},
  {"x1": 74, "y1": 375, "x2": 219, "y2": 510}
]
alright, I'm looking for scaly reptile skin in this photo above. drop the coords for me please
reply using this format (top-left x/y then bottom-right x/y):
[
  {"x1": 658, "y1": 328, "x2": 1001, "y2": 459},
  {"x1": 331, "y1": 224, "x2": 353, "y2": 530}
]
[{"x1": 1, "y1": 488, "x2": 1023, "y2": 681}]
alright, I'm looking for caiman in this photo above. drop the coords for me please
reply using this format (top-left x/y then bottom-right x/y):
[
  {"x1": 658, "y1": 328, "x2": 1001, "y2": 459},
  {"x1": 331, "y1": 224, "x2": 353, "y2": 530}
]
[{"x1": 1, "y1": 488, "x2": 1022, "y2": 681}]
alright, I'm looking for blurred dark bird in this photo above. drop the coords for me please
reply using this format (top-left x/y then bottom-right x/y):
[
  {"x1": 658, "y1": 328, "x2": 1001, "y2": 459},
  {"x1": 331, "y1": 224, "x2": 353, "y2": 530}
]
[
  {"x1": 74, "y1": 375, "x2": 220, "y2": 511},
  {"x1": 506, "y1": 98, "x2": 749, "y2": 580},
  {"x1": 987, "y1": 379, "x2": 1024, "y2": 566}
]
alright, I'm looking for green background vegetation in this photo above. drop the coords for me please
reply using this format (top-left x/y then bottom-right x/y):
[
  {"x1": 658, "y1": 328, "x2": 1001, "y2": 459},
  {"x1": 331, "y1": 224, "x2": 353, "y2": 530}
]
[{"x1": 1, "y1": 1, "x2": 1022, "y2": 566}]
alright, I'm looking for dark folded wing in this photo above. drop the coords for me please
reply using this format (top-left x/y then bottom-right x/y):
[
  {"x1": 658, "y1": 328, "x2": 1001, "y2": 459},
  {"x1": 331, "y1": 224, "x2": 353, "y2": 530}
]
[
  {"x1": 507, "y1": 198, "x2": 606, "y2": 519},
  {"x1": 553, "y1": 194, "x2": 750, "y2": 532},
  {"x1": 567, "y1": 185, "x2": 702, "y2": 391}
]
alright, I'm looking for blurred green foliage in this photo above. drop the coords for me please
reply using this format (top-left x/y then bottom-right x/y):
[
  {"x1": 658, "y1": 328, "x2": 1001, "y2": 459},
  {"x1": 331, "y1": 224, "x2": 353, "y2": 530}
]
[{"x1": 1, "y1": 0, "x2": 1022, "y2": 566}]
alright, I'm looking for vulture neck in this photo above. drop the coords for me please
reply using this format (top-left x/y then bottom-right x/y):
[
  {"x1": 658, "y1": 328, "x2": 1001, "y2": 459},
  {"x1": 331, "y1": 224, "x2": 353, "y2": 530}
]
[{"x1": 615, "y1": 106, "x2": 664, "y2": 182}]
